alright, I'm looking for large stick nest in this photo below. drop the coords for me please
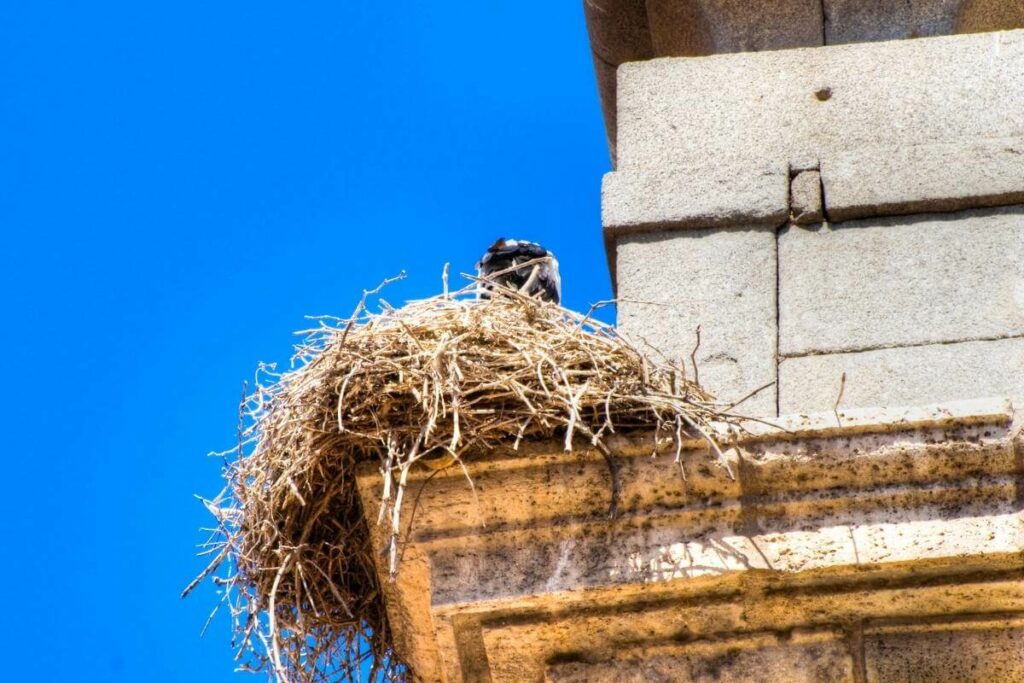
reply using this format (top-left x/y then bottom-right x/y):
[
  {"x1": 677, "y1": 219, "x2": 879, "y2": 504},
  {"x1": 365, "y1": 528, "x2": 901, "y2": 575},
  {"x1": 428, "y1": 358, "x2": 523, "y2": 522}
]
[{"x1": 190, "y1": 274, "x2": 744, "y2": 683}]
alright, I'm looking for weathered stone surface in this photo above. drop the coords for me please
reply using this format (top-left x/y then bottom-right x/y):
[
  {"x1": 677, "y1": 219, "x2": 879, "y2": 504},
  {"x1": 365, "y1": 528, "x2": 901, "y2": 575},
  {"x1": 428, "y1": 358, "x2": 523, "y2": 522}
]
[
  {"x1": 584, "y1": 4, "x2": 1024, "y2": 160},
  {"x1": 778, "y1": 337, "x2": 1024, "y2": 414},
  {"x1": 864, "y1": 619, "x2": 1024, "y2": 683},
  {"x1": 956, "y1": 0, "x2": 1024, "y2": 34},
  {"x1": 548, "y1": 631, "x2": 855, "y2": 682},
  {"x1": 779, "y1": 206, "x2": 1024, "y2": 356},
  {"x1": 582, "y1": 0, "x2": 653, "y2": 66},
  {"x1": 582, "y1": 0, "x2": 652, "y2": 160},
  {"x1": 357, "y1": 399, "x2": 1024, "y2": 682},
  {"x1": 825, "y1": 0, "x2": 962, "y2": 44},
  {"x1": 825, "y1": 0, "x2": 1024, "y2": 45},
  {"x1": 590, "y1": 51, "x2": 620, "y2": 161},
  {"x1": 602, "y1": 162, "x2": 789, "y2": 231},
  {"x1": 790, "y1": 169, "x2": 823, "y2": 224},
  {"x1": 483, "y1": 579, "x2": 1024, "y2": 683},
  {"x1": 821, "y1": 138, "x2": 1024, "y2": 222},
  {"x1": 616, "y1": 226, "x2": 777, "y2": 416},
  {"x1": 646, "y1": 0, "x2": 823, "y2": 57},
  {"x1": 616, "y1": 30, "x2": 1024, "y2": 172}
]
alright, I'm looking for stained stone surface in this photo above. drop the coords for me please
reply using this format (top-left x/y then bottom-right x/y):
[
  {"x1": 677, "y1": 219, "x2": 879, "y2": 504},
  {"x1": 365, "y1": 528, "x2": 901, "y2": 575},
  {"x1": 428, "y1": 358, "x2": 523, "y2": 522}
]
[
  {"x1": 824, "y1": 0, "x2": 964, "y2": 44},
  {"x1": 645, "y1": 0, "x2": 823, "y2": 56},
  {"x1": 825, "y1": 0, "x2": 1024, "y2": 45},
  {"x1": 357, "y1": 399, "x2": 1024, "y2": 682},
  {"x1": 864, "y1": 619, "x2": 1024, "y2": 683},
  {"x1": 547, "y1": 633, "x2": 855, "y2": 682}
]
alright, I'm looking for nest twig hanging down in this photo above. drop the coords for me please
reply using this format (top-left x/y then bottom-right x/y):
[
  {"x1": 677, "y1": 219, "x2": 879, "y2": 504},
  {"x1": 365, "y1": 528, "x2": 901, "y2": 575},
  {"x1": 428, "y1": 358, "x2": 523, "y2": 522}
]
[{"x1": 187, "y1": 273, "x2": 747, "y2": 683}]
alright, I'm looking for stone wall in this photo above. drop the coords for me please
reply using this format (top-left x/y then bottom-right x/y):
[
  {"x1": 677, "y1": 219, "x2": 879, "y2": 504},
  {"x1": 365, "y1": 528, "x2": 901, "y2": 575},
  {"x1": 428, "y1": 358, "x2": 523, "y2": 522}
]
[
  {"x1": 585, "y1": 0, "x2": 1024, "y2": 158},
  {"x1": 606, "y1": 30, "x2": 1024, "y2": 416}
]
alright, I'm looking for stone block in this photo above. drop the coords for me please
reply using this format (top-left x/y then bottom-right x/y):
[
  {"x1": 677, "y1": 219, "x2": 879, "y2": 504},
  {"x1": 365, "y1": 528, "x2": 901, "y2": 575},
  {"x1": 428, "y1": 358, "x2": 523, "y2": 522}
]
[
  {"x1": 646, "y1": 0, "x2": 823, "y2": 57},
  {"x1": 582, "y1": 0, "x2": 653, "y2": 66},
  {"x1": 616, "y1": 30, "x2": 1024, "y2": 172},
  {"x1": 824, "y1": 0, "x2": 962, "y2": 45},
  {"x1": 864, "y1": 619, "x2": 1024, "y2": 683},
  {"x1": 779, "y1": 206, "x2": 1024, "y2": 356},
  {"x1": 825, "y1": 0, "x2": 1024, "y2": 45},
  {"x1": 790, "y1": 169, "x2": 822, "y2": 224},
  {"x1": 548, "y1": 632, "x2": 855, "y2": 682},
  {"x1": 602, "y1": 162, "x2": 789, "y2": 232},
  {"x1": 956, "y1": 1, "x2": 1024, "y2": 34},
  {"x1": 616, "y1": 226, "x2": 776, "y2": 416},
  {"x1": 821, "y1": 138, "x2": 1024, "y2": 222},
  {"x1": 778, "y1": 337, "x2": 1024, "y2": 414}
]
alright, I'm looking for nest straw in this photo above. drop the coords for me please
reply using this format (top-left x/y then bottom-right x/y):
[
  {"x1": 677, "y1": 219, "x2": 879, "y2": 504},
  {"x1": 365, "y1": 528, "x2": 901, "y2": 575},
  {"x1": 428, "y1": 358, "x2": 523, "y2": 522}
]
[{"x1": 187, "y1": 268, "x2": 747, "y2": 683}]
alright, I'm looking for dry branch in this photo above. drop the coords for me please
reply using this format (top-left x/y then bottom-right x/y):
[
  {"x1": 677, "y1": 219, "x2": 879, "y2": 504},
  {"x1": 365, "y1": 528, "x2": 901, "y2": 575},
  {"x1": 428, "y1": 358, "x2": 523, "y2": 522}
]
[{"x1": 189, "y1": 277, "x2": 739, "y2": 683}]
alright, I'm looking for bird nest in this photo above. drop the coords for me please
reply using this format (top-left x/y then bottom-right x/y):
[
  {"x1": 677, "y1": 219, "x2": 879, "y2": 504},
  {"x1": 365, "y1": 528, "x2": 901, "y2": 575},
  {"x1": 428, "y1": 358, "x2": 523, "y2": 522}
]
[{"x1": 188, "y1": 275, "x2": 747, "y2": 683}]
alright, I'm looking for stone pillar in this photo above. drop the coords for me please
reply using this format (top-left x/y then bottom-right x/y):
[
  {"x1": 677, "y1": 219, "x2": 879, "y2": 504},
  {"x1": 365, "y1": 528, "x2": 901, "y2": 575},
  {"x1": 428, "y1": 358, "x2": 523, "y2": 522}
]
[{"x1": 603, "y1": 27, "x2": 1024, "y2": 417}]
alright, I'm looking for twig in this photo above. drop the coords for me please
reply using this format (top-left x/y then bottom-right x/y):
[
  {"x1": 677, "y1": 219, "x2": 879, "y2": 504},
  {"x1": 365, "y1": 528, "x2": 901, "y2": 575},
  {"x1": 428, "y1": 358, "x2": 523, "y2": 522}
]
[
  {"x1": 722, "y1": 380, "x2": 776, "y2": 413},
  {"x1": 833, "y1": 371, "x2": 847, "y2": 427},
  {"x1": 575, "y1": 299, "x2": 616, "y2": 331},
  {"x1": 340, "y1": 271, "x2": 407, "y2": 345},
  {"x1": 690, "y1": 324, "x2": 702, "y2": 387}
]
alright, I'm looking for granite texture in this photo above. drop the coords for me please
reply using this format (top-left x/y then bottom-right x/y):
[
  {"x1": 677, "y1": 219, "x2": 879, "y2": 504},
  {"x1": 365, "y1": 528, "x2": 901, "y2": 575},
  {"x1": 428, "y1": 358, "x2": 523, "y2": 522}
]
[
  {"x1": 825, "y1": 0, "x2": 963, "y2": 44},
  {"x1": 646, "y1": 0, "x2": 823, "y2": 56},
  {"x1": 616, "y1": 31, "x2": 1024, "y2": 172},
  {"x1": 821, "y1": 138, "x2": 1024, "y2": 222},
  {"x1": 602, "y1": 162, "x2": 789, "y2": 232},
  {"x1": 778, "y1": 337, "x2": 1024, "y2": 414},
  {"x1": 779, "y1": 206, "x2": 1024, "y2": 356},
  {"x1": 616, "y1": 226, "x2": 777, "y2": 416},
  {"x1": 825, "y1": 0, "x2": 1024, "y2": 45}
]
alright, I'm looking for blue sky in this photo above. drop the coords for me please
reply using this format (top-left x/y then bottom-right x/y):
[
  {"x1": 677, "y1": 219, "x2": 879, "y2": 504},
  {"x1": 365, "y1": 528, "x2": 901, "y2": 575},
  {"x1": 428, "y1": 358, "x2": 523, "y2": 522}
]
[{"x1": 1, "y1": 2, "x2": 610, "y2": 681}]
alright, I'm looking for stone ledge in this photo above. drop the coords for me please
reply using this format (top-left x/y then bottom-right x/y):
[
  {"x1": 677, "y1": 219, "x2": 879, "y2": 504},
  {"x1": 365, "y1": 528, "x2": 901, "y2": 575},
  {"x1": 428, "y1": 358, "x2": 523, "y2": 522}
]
[
  {"x1": 548, "y1": 629, "x2": 855, "y2": 682},
  {"x1": 822, "y1": 138, "x2": 1024, "y2": 222},
  {"x1": 355, "y1": 397, "x2": 1024, "y2": 682},
  {"x1": 863, "y1": 617, "x2": 1024, "y2": 683},
  {"x1": 545, "y1": 613, "x2": 1024, "y2": 683},
  {"x1": 602, "y1": 164, "x2": 789, "y2": 233},
  {"x1": 602, "y1": 164, "x2": 787, "y2": 293}
]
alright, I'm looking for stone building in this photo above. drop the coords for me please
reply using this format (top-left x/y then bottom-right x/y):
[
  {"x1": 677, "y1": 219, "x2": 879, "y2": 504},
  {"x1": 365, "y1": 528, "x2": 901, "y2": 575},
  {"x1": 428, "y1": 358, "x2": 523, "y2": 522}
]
[{"x1": 360, "y1": 4, "x2": 1024, "y2": 681}]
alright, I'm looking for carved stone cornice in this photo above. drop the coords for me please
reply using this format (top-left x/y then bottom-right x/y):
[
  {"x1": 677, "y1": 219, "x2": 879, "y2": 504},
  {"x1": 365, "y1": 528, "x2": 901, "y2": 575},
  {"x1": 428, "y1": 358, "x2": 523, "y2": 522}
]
[{"x1": 356, "y1": 397, "x2": 1024, "y2": 681}]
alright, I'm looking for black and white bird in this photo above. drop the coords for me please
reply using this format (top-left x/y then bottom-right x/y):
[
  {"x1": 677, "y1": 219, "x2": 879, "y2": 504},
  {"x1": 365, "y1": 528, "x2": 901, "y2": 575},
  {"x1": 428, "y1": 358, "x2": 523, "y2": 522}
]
[{"x1": 476, "y1": 238, "x2": 561, "y2": 305}]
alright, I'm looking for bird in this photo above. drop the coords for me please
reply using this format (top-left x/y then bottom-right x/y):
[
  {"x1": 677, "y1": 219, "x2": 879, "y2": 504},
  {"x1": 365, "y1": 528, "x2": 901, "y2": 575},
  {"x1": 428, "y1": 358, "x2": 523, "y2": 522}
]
[{"x1": 476, "y1": 238, "x2": 561, "y2": 304}]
